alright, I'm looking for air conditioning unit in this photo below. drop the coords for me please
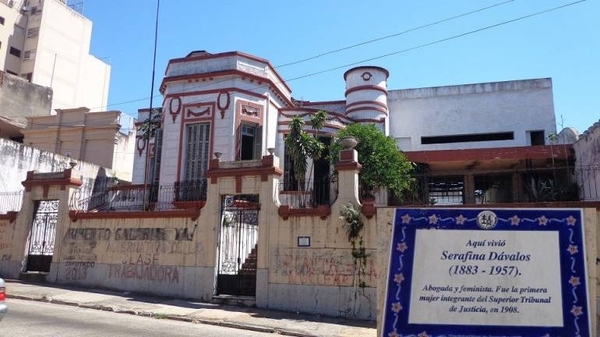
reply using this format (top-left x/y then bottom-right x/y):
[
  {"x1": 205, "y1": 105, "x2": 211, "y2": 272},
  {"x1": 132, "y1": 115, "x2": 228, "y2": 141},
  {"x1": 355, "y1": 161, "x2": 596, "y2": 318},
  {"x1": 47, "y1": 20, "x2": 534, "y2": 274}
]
[{"x1": 21, "y1": 5, "x2": 28, "y2": 12}]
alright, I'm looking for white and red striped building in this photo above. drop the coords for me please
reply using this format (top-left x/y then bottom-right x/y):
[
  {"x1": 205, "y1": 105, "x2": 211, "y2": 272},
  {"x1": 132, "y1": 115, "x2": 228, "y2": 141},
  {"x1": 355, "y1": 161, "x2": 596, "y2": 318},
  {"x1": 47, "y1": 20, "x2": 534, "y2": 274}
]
[{"x1": 133, "y1": 50, "x2": 577, "y2": 206}]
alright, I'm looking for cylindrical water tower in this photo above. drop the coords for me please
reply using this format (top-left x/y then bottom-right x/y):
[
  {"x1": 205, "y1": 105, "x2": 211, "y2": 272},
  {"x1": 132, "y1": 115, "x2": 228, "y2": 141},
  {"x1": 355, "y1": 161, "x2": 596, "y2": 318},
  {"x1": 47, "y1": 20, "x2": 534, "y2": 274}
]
[{"x1": 343, "y1": 66, "x2": 389, "y2": 134}]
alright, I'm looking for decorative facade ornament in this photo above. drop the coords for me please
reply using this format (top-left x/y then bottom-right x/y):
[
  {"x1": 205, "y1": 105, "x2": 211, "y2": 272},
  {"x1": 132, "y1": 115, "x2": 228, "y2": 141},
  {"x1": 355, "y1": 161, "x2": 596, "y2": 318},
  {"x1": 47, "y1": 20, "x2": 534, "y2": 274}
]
[
  {"x1": 135, "y1": 136, "x2": 146, "y2": 156},
  {"x1": 217, "y1": 91, "x2": 231, "y2": 119},
  {"x1": 169, "y1": 96, "x2": 182, "y2": 122},
  {"x1": 241, "y1": 105, "x2": 259, "y2": 117},
  {"x1": 186, "y1": 106, "x2": 212, "y2": 118}
]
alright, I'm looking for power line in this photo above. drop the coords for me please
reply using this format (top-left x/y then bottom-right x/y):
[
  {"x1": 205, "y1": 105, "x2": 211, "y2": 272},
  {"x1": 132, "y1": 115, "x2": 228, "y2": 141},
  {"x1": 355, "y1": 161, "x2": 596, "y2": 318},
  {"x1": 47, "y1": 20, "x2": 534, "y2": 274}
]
[
  {"x1": 274, "y1": 0, "x2": 515, "y2": 68},
  {"x1": 94, "y1": 0, "x2": 518, "y2": 112},
  {"x1": 175, "y1": 0, "x2": 587, "y2": 109},
  {"x1": 287, "y1": 0, "x2": 586, "y2": 82}
]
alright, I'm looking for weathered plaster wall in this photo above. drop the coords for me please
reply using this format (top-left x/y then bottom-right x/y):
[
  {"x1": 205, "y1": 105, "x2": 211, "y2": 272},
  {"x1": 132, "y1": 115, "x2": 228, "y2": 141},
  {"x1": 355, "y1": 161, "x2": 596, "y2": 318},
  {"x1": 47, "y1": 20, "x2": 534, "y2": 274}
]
[
  {"x1": 0, "y1": 71, "x2": 52, "y2": 122},
  {"x1": 265, "y1": 214, "x2": 378, "y2": 319},
  {"x1": 574, "y1": 121, "x2": 600, "y2": 201},
  {"x1": 388, "y1": 78, "x2": 556, "y2": 151},
  {"x1": 22, "y1": 108, "x2": 135, "y2": 181},
  {"x1": 1, "y1": 154, "x2": 380, "y2": 319},
  {"x1": 52, "y1": 216, "x2": 214, "y2": 300},
  {"x1": 0, "y1": 183, "x2": 75, "y2": 278},
  {"x1": 0, "y1": 137, "x2": 115, "y2": 194}
]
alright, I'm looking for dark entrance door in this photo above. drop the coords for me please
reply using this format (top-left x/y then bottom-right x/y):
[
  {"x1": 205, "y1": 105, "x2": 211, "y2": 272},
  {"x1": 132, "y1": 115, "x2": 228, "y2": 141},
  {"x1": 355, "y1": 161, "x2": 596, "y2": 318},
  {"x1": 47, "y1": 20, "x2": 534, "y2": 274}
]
[
  {"x1": 216, "y1": 194, "x2": 259, "y2": 296},
  {"x1": 25, "y1": 200, "x2": 59, "y2": 273},
  {"x1": 313, "y1": 137, "x2": 331, "y2": 206}
]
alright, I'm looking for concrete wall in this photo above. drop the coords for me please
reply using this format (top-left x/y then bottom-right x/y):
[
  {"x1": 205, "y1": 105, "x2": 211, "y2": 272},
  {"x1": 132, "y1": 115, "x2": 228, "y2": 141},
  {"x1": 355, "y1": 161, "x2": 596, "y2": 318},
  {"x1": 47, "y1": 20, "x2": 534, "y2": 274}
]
[
  {"x1": 0, "y1": 137, "x2": 116, "y2": 198},
  {"x1": 388, "y1": 78, "x2": 556, "y2": 151},
  {"x1": 574, "y1": 121, "x2": 600, "y2": 201},
  {"x1": 0, "y1": 70, "x2": 52, "y2": 122},
  {"x1": 3, "y1": 146, "x2": 600, "y2": 325},
  {"x1": 22, "y1": 107, "x2": 134, "y2": 181},
  {"x1": 54, "y1": 216, "x2": 214, "y2": 300},
  {"x1": 0, "y1": 152, "x2": 380, "y2": 319},
  {"x1": 265, "y1": 211, "x2": 377, "y2": 319}
]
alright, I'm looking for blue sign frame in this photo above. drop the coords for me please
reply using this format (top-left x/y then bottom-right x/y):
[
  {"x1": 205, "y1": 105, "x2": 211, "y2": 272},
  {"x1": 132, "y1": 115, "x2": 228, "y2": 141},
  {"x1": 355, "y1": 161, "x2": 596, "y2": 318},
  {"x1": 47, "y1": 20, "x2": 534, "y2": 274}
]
[{"x1": 382, "y1": 208, "x2": 590, "y2": 337}]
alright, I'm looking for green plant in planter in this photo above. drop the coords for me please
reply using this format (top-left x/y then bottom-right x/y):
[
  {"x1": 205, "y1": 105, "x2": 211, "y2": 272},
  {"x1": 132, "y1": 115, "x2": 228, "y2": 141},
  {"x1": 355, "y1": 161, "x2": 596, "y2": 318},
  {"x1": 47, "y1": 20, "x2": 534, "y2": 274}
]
[{"x1": 340, "y1": 202, "x2": 369, "y2": 289}]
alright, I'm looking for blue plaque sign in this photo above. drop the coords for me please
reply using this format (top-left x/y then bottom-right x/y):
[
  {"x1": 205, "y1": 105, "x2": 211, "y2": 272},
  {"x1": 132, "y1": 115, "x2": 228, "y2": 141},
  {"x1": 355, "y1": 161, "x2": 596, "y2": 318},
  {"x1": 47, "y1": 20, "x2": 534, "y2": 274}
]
[{"x1": 382, "y1": 208, "x2": 591, "y2": 337}]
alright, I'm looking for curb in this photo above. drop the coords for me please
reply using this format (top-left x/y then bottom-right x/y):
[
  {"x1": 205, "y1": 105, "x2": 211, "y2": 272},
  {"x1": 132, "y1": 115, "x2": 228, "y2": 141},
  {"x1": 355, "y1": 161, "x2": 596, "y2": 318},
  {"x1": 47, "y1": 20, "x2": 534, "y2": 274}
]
[{"x1": 7, "y1": 294, "x2": 320, "y2": 337}]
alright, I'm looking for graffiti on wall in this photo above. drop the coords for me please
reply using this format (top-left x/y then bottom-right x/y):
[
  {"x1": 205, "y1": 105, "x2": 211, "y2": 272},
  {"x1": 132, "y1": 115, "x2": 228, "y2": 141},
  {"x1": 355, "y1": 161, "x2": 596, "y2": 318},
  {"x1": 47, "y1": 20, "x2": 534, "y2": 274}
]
[
  {"x1": 108, "y1": 264, "x2": 180, "y2": 283},
  {"x1": 64, "y1": 261, "x2": 95, "y2": 281},
  {"x1": 0, "y1": 222, "x2": 12, "y2": 251},
  {"x1": 61, "y1": 226, "x2": 195, "y2": 284},
  {"x1": 272, "y1": 248, "x2": 377, "y2": 287}
]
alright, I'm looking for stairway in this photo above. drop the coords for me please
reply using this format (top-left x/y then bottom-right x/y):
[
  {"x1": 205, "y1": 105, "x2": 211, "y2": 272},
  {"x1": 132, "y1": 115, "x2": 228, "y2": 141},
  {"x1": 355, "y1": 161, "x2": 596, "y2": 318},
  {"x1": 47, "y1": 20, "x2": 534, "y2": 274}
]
[{"x1": 237, "y1": 244, "x2": 257, "y2": 296}]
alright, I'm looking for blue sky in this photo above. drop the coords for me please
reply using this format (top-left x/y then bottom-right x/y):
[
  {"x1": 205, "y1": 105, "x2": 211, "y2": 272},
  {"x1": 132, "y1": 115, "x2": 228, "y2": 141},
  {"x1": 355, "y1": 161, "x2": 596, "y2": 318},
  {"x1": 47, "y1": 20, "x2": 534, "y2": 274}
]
[{"x1": 83, "y1": 0, "x2": 598, "y2": 134}]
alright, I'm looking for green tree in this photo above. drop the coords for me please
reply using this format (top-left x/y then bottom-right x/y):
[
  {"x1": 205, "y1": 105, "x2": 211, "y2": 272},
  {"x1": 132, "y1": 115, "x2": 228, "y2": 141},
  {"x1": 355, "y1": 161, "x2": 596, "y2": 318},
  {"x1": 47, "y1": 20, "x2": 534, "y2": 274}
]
[
  {"x1": 284, "y1": 111, "x2": 327, "y2": 202},
  {"x1": 137, "y1": 108, "x2": 162, "y2": 141},
  {"x1": 330, "y1": 123, "x2": 413, "y2": 198}
]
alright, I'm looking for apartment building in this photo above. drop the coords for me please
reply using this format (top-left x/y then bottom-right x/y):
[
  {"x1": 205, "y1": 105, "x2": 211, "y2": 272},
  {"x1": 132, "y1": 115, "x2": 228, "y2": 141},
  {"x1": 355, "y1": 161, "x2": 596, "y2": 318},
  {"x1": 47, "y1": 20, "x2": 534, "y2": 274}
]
[{"x1": 0, "y1": 0, "x2": 109, "y2": 113}]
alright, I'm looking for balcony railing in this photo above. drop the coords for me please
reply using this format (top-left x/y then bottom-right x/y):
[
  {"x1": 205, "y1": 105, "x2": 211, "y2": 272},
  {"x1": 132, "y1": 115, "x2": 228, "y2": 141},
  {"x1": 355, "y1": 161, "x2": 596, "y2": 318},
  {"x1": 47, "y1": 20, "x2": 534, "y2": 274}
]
[
  {"x1": 278, "y1": 175, "x2": 338, "y2": 208},
  {"x1": 0, "y1": 191, "x2": 23, "y2": 213},
  {"x1": 70, "y1": 179, "x2": 207, "y2": 212}
]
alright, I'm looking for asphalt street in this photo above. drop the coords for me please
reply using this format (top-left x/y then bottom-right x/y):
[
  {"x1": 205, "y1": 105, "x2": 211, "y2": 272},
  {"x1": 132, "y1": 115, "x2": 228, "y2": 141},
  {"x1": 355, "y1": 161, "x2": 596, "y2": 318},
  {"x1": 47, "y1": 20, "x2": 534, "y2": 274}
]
[{"x1": 1, "y1": 299, "x2": 271, "y2": 337}]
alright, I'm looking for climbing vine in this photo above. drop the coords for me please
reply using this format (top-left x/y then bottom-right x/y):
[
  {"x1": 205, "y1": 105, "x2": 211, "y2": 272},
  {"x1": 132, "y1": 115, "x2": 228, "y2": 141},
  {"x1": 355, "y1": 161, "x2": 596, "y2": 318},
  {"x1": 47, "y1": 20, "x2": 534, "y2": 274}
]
[{"x1": 340, "y1": 202, "x2": 369, "y2": 289}]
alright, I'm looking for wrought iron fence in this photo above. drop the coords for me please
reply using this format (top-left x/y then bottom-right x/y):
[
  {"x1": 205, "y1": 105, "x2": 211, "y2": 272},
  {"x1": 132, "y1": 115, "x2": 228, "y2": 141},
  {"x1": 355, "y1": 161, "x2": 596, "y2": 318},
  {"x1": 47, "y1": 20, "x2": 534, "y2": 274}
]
[
  {"x1": 394, "y1": 166, "x2": 600, "y2": 206},
  {"x1": 278, "y1": 175, "x2": 338, "y2": 208},
  {"x1": 0, "y1": 190, "x2": 23, "y2": 213},
  {"x1": 174, "y1": 179, "x2": 208, "y2": 202},
  {"x1": 70, "y1": 179, "x2": 207, "y2": 212}
]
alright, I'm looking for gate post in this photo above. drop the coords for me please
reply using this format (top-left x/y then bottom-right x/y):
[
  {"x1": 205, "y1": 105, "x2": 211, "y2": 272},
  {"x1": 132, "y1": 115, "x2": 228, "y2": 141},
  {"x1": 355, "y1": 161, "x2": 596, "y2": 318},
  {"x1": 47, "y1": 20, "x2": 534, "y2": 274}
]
[
  {"x1": 205, "y1": 153, "x2": 282, "y2": 302},
  {"x1": 16, "y1": 169, "x2": 82, "y2": 281},
  {"x1": 331, "y1": 147, "x2": 361, "y2": 208},
  {"x1": 255, "y1": 154, "x2": 282, "y2": 307}
]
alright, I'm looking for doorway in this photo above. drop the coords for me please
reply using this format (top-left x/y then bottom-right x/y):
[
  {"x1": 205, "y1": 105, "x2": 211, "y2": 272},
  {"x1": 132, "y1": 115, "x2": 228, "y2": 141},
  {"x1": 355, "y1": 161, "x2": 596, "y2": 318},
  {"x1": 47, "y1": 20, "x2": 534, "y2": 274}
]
[
  {"x1": 216, "y1": 194, "x2": 260, "y2": 296},
  {"x1": 25, "y1": 200, "x2": 59, "y2": 273}
]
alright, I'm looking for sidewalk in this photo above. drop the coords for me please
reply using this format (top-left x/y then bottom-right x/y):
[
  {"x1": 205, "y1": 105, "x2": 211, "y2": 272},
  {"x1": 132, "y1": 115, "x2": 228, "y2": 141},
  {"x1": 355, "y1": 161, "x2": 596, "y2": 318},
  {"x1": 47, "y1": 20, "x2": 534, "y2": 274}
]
[{"x1": 4, "y1": 280, "x2": 376, "y2": 337}]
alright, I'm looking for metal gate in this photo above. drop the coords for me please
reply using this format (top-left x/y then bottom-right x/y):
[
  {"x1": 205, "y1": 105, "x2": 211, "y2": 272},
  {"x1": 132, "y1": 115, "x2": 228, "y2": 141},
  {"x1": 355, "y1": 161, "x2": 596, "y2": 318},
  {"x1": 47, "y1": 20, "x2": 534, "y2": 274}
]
[
  {"x1": 216, "y1": 194, "x2": 259, "y2": 296},
  {"x1": 25, "y1": 200, "x2": 59, "y2": 273}
]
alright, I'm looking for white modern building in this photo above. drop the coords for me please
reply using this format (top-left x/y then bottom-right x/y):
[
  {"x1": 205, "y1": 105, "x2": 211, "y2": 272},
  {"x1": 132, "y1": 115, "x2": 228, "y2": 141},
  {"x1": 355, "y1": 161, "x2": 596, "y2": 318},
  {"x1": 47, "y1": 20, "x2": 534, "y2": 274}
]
[
  {"x1": 133, "y1": 50, "x2": 575, "y2": 205},
  {"x1": 0, "y1": 0, "x2": 110, "y2": 113}
]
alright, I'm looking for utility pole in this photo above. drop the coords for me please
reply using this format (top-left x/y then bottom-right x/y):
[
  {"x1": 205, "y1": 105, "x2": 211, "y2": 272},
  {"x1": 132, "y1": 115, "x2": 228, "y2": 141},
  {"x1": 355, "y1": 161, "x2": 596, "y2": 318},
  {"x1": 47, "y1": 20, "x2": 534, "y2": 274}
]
[{"x1": 143, "y1": 0, "x2": 161, "y2": 209}]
